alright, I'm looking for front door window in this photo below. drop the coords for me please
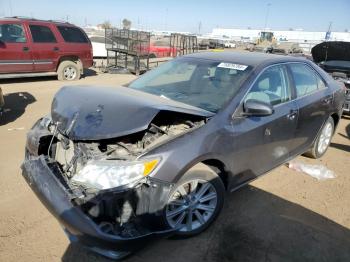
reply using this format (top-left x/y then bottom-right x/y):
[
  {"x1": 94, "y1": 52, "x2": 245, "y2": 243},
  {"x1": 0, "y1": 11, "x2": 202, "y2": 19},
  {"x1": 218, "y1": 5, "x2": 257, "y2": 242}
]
[
  {"x1": 245, "y1": 65, "x2": 291, "y2": 106},
  {"x1": 0, "y1": 23, "x2": 26, "y2": 43}
]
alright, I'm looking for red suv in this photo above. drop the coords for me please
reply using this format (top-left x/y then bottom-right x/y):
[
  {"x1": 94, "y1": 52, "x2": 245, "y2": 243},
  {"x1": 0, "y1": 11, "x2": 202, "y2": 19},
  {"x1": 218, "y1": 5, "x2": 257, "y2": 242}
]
[{"x1": 0, "y1": 17, "x2": 93, "y2": 81}]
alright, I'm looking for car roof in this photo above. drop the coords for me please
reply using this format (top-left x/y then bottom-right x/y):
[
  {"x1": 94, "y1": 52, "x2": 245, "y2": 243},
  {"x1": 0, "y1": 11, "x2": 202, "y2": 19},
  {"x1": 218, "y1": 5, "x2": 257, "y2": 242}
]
[
  {"x1": 184, "y1": 51, "x2": 308, "y2": 67},
  {"x1": 0, "y1": 17, "x2": 74, "y2": 26}
]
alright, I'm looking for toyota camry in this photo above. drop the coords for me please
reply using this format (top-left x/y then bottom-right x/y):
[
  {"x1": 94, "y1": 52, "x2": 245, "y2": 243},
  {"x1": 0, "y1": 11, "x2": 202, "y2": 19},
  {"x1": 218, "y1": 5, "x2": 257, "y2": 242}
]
[{"x1": 22, "y1": 52, "x2": 345, "y2": 259}]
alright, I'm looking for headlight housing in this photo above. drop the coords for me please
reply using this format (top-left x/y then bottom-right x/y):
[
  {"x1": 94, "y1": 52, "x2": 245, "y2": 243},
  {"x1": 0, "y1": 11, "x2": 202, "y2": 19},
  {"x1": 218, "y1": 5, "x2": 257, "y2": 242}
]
[
  {"x1": 40, "y1": 115, "x2": 52, "y2": 128},
  {"x1": 71, "y1": 158, "x2": 160, "y2": 190}
]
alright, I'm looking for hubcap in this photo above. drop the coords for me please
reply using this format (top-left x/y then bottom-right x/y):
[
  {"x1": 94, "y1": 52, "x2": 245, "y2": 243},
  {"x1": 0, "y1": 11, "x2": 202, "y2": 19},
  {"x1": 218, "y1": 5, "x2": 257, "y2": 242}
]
[
  {"x1": 166, "y1": 179, "x2": 217, "y2": 232},
  {"x1": 317, "y1": 122, "x2": 333, "y2": 154},
  {"x1": 63, "y1": 66, "x2": 77, "y2": 80}
]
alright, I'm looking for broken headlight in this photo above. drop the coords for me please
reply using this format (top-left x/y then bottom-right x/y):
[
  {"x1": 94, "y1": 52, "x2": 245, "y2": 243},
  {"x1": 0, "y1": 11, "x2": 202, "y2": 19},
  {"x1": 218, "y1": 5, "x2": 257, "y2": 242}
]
[
  {"x1": 71, "y1": 158, "x2": 160, "y2": 190},
  {"x1": 40, "y1": 115, "x2": 52, "y2": 129}
]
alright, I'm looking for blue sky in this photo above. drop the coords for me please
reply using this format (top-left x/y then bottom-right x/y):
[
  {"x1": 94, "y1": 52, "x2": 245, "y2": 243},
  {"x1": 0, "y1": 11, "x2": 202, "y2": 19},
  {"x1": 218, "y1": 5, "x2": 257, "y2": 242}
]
[{"x1": 0, "y1": 0, "x2": 349, "y2": 33}]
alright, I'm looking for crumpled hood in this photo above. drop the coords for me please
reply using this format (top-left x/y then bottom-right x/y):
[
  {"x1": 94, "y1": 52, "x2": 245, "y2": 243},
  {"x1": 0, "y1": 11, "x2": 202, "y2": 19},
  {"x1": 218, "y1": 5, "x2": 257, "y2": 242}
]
[
  {"x1": 51, "y1": 86, "x2": 214, "y2": 141},
  {"x1": 311, "y1": 41, "x2": 350, "y2": 63}
]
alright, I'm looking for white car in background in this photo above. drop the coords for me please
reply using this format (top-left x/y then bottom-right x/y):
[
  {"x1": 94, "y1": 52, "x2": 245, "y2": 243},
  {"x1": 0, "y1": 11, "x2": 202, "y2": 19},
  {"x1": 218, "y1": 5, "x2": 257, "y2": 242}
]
[
  {"x1": 89, "y1": 35, "x2": 109, "y2": 58},
  {"x1": 224, "y1": 41, "x2": 236, "y2": 48}
]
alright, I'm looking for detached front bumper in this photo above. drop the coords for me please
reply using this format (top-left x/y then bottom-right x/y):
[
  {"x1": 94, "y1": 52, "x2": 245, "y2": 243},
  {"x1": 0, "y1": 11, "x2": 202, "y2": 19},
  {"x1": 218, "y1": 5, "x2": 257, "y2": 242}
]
[{"x1": 21, "y1": 156, "x2": 173, "y2": 259}]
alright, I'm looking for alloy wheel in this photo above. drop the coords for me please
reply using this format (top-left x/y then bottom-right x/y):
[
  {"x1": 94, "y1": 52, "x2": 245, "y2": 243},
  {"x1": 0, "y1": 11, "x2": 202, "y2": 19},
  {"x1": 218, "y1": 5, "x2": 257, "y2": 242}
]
[
  {"x1": 166, "y1": 179, "x2": 218, "y2": 232},
  {"x1": 317, "y1": 122, "x2": 333, "y2": 154}
]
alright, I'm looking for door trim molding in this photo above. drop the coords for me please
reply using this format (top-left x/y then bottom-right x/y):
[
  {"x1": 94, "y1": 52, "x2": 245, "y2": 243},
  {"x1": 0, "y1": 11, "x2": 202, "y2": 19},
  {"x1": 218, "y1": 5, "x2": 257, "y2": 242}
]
[{"x1": 0, "y1": 60, "x2": 53, "y2": 65}]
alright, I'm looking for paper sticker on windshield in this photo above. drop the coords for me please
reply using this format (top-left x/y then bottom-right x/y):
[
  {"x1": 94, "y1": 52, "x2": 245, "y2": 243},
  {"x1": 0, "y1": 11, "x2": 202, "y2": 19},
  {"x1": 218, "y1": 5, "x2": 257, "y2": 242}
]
[{"x1": 217, "y1": 62, "x2": 248, "y2": 71}]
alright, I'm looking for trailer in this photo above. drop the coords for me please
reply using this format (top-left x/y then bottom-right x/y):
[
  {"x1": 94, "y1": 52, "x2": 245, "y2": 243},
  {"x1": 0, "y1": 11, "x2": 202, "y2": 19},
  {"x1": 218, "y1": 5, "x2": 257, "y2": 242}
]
[{"x1": 105, "y1": 28, "x2": 151, "y2": 75}]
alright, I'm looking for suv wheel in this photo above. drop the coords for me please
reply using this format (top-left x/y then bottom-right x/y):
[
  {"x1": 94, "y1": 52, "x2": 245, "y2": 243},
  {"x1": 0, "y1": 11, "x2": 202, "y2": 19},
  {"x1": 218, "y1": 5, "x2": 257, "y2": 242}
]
[
  {"x1": 57, "y1": 61, "x2": 81, "y2": 81},
  {"x1": 164, "y1": 163, "x2": 225, "y2": 237},
  {"x1": 305, "y1": 116, "x2": 334, "y2": 159}
]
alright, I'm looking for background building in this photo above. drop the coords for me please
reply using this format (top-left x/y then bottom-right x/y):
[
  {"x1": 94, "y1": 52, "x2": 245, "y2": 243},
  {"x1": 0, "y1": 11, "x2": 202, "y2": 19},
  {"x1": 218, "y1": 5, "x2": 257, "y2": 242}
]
[{"x1": 210, "y1": 28, "x2": 350, "y2": 52}]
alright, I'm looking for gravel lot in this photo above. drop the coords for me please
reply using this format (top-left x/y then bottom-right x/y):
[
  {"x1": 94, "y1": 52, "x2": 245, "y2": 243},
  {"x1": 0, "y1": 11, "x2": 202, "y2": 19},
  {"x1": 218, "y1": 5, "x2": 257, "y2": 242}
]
[{"x1": 0, "y1": 71, "x2": 349, "y2": 261}]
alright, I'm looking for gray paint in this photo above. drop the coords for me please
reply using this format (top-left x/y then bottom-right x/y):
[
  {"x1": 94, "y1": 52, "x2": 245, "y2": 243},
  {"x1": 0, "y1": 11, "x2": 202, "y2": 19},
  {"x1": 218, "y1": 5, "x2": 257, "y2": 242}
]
[
  {"x1": 51, "y1": 85, "x2": 214, "y2": 140},
  {"x1": 22, "y1": 52, "x2": 345, "y2": 256},
  {"x1": 50, "y1": 53, "x2": 345, "y2": 189},
  {"x1": 135, "y1": 55, "x2": 345, "y2": 189}
]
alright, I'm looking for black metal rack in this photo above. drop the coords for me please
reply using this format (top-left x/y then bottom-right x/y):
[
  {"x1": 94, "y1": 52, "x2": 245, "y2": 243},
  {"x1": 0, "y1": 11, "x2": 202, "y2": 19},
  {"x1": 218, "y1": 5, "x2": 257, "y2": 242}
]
[
  {"x1": 105, "y1": 28, "x2": 151, "y2": 75},
  {"x1": 169, "y1": 33, "x2": 198, "y2": 57}
]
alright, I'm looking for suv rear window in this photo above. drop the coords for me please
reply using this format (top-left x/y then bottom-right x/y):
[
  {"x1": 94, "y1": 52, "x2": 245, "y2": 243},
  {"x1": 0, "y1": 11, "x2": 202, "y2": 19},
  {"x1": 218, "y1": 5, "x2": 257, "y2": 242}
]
[
  {"x1": 57, "y1": 26, "x2": 88, "y2": 43},
  {"x1": 29, "y1": 25, "x2": 56, "y2": 43}
]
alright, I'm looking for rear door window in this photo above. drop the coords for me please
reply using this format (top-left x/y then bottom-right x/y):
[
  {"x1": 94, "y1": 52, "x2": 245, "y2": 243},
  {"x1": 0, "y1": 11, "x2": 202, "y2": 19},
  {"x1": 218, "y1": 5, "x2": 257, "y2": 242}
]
[
  {"x1": 0, "y1": 23, "x2": 26, "y2": 43},
  {"x1": 29, "y1": 25, "x2": 56, "y2": 43},
  {"x1": 57, "y1": 26, "x2": 88, "y2": 43},
  {"x1": 289, "y1": 63, "x2": 325, "y2": 97}
]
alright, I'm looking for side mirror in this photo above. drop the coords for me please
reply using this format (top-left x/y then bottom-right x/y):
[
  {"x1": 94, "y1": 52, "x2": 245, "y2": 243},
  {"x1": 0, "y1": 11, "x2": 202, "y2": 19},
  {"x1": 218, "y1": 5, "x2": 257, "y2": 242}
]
[{"x1": 243, "y1": 99, "x2": 274, "y2": 116}]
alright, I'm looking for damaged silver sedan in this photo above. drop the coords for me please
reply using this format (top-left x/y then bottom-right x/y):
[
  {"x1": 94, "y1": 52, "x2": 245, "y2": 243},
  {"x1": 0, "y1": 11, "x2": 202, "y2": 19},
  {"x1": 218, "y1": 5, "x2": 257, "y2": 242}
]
[{"x1": 22, "y1": 52, "x2": 345, "y2": 259}]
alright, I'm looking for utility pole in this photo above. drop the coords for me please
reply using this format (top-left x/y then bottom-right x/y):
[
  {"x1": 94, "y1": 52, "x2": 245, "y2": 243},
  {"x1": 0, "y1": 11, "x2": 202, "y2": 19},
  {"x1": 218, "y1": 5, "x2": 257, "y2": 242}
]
[
  {"x1": 9, "y1": 0, "x2": 12, "y2": 16},
  {"x1": 198, "y1": 21, "x2": 202, "y2": 35},
  {"x1": 165, "y1": 8, "x2": 168, "y2": 30},
  {"x1": 325, "y1": 21, "x2": 332, "y2": 40},
  {"x1": 264, "y1": 3, "x2": 271, "y2": 30}
]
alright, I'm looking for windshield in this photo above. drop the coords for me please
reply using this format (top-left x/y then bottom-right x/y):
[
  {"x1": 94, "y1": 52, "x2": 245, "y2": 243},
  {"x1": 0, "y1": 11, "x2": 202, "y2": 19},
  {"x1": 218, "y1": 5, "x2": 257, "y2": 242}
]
[{"x1": 128, "y1": 57, "x2": 252, "y2": 112}]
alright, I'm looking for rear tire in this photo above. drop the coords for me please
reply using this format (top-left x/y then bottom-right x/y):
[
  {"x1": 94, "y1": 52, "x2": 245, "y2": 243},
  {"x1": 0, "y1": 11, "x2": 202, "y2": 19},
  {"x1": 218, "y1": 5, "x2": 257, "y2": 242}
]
[
  {"x1": 304, "y1": 116, "x2": 334, "y2": 159},
  {"x1": 163, "y1": 163, "x2": 225, "y2": 237},
  {"x1": 57, "y1": 61, "x2": 80, "y2": 81}
]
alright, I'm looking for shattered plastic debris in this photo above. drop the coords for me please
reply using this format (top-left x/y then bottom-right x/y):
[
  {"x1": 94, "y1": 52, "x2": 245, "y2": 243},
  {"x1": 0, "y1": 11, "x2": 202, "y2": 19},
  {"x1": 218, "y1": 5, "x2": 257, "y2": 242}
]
[
  {"x1": 287, "y1": 161, "x2": 336, "y2": 181},
  {"x1": 7, "y1": 127, "x2": 25, "y2": 131},
  {"x1": 19, "y1": 93, "x2": 28, "y2": 99}
]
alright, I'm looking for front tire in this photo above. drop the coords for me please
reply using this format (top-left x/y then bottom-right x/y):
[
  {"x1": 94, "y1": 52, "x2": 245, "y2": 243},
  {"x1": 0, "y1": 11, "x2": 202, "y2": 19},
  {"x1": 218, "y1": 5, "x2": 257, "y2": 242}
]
[
  {"x1": 305, "y1": 116, "x2": 334, "y2": 159},
  {"x1": 57, "y1": 61, "x2": 80, "y2": 81},
  {"x1": 164, "y1": 164, "x2": 225, "y2": 237}
]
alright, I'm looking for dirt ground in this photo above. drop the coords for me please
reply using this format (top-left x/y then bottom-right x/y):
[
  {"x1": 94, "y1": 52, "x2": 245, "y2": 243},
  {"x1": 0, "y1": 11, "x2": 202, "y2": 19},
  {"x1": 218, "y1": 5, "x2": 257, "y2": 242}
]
[{"x1": 0, "y1": 71, "x2": 349, "y2": 262}]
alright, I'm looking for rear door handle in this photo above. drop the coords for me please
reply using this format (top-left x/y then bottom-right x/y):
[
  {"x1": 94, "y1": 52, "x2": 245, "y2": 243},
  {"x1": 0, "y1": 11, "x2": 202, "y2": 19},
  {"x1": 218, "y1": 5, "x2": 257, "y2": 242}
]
[
  {"x1": 287, "y1": 109, "x2": 298, "y2": 120},
  {"x1": 23, "y1": 46, "x2": 29, "y2": 52},
  {"x1": 53, "y1": 47, "x2": 59, "y2": 51}
]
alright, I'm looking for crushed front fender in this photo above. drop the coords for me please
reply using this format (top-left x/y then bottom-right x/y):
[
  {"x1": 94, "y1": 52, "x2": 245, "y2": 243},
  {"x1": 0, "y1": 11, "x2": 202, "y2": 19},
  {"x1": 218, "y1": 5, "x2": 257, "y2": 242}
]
[{"x1": 21, "y1": 156, "x2": 174, "y2": 259}]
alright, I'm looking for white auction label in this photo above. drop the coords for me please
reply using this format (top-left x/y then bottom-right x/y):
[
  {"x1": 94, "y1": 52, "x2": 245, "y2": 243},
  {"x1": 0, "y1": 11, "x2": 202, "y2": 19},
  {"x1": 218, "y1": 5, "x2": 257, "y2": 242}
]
[{"x1": 217, "y1": 62, "x2": 248, "y2": 71}]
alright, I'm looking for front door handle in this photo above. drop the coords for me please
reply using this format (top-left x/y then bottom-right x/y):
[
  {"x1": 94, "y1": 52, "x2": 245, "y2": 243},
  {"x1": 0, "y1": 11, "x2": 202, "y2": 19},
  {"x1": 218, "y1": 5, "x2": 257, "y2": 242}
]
[
  {"x1": 53, "y1": 47, "x2": 59, "y2": 51},
  {"x1": 323, "y1": 96, "x2": 332, "y2": 104},
  {"x1": 287, "y1": 109, "x2": 298, "y2": 120},
  {"x1": 23, "y1": 46, "x2": 29, "y2": 52}
]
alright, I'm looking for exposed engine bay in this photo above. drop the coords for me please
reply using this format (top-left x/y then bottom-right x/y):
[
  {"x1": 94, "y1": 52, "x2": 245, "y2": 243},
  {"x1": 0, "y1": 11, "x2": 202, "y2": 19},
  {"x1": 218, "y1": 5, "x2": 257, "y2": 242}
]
[
  {"x1": 51, "y1": 112, "x2": 205, "y2": 182},
  {"x1": 311, "y1": 41, "x2": 350, "y2": 113},
  {"x1": 324, "y1": 71, "x2": 350, "y2": 114},
  {"x1": 33, "y1": 111, "x2": 206, "y2": 237},
  {"x1": 22, "y1": 84, "x2": 213, "y2": 238}
]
